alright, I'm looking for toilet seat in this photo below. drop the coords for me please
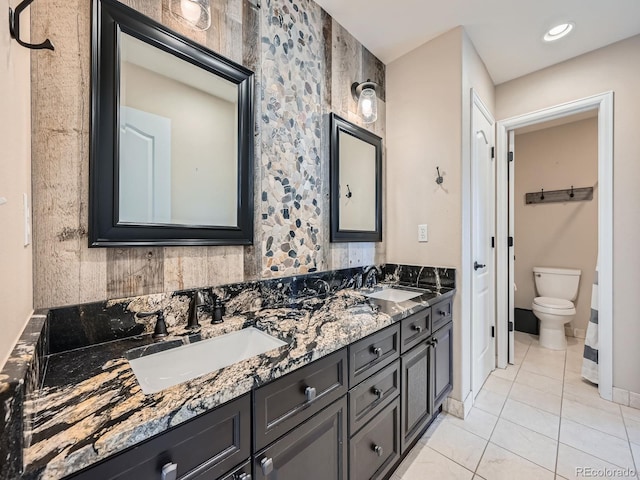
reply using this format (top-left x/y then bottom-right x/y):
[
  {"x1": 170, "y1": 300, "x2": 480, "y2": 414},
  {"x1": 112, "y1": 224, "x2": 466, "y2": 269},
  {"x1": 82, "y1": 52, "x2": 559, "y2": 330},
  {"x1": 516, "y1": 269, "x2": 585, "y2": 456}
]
[{"x1": 533, "y1": 296, "x2": 575, "y2": 316}]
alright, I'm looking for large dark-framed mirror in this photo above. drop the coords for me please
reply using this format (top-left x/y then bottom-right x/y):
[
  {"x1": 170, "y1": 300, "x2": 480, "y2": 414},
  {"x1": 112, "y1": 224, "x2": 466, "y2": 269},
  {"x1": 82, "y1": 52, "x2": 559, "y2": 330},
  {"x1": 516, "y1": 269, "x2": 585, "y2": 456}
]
[
  {"x1": 89, "y1": 0, "x2": 254, "y2": 247},
  {"x1": 330, "y1": 114, "x2": 383, "y2": 242}
]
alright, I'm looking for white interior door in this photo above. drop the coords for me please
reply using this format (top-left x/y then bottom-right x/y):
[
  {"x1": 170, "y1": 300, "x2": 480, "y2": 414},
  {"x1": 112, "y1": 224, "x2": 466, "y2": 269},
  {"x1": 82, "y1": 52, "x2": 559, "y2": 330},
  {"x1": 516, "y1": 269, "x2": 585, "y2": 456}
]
[
  {"x1": 119, "y1": 106, "x2": 172, "y2": 224},
  {"x1": 508, "y1": 130, "x2": 515, "y2": 363},
  {"x1": 471, "y1": 93, "x2": 496, "y2": 395}
]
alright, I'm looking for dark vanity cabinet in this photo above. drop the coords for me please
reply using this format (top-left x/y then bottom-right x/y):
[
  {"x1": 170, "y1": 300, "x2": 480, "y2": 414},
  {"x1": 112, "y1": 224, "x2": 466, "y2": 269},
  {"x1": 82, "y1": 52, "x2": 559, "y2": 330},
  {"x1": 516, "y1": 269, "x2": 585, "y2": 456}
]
[
  {"x1": 400, "y1": 299, "x2": 453, "y2": 454},
  {"x1": 69, "y1": 394, "x2": 251, "y2": 480},
  {"x1": 63, "y1": 297, "x2": 454, "y2": 480}
]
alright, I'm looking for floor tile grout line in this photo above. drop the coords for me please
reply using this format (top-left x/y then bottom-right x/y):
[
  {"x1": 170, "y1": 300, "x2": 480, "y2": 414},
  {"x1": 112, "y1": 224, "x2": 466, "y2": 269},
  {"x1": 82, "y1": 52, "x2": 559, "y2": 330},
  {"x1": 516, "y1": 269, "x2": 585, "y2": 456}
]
[{"x1": 554, "y1": 339, "x2": 568, "y2": 476}]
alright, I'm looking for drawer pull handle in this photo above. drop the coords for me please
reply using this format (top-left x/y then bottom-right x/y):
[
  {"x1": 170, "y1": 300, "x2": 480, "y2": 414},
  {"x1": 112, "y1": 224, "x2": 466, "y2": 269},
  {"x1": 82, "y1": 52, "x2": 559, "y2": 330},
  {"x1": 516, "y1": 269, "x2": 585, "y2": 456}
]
[
  {"x1": 373, "y1": 444, "x2": 384, "y2": 457},
  {"x1": 412, "y1": 324, "x2": 422, "y2": 333},
  {"x1": 305, "y1": 386, "x2": 317, "y2": 402},
  {"x1": 438, "y1": 310, "x2": 447, "y2": 316},
  {"x1": 372, "y1": 346, "x2": 382, "y2": 357},
  {"x1": 260, "y1": 457, "x2": 274, "y2": 476},
  {"x1": 433, "y1": 338, "x2": 439, "y2": 345},
  {"x1": 372, "y1": 387, "x2": 383, "y2": 400},
  {"x1": 161, "y1": 463, "x2": 178, "y2": 480},
  {"x1": 235, "y1": 473, "x2": 251, "y2": 480}
]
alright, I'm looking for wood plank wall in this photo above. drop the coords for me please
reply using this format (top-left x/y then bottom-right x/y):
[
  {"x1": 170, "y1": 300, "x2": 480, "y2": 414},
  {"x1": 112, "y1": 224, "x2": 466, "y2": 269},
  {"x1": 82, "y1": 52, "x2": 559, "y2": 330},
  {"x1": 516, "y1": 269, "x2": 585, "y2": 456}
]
[{"x1": 30, "y1": 0, "x2": 385, "y2": 309}]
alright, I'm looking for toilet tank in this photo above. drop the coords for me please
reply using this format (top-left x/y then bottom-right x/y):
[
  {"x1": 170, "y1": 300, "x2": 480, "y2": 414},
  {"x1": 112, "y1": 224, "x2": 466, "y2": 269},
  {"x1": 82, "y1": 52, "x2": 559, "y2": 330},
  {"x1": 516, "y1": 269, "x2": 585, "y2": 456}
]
[{"x1": 533, "y1": 267, "x2": 581, "y2": 301}]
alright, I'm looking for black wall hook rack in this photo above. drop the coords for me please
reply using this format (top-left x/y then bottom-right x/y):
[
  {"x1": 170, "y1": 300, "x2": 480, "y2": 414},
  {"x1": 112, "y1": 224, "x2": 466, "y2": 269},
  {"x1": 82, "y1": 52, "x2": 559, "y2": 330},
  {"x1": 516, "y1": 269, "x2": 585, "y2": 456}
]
[
  {"x1": 525, "y1": 185, "x2": 593, "y2": 205},
  {"x1": 9, "y1": 0, "x2": 54, "y2": 51}
]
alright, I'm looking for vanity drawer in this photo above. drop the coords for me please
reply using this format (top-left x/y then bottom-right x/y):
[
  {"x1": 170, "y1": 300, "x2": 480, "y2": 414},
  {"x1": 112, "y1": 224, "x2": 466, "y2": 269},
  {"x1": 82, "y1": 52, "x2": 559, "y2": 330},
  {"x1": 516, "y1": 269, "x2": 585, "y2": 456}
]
[
  {"x1": 254, "y1": 349, "x2": 348, "y2": 450},
  {"x1": 68, "y1": 394, "x2": 250, "y2": 480},
  {"x1": 348, "y1": 359, "x2": 400, "y2": 435},
  {"x1": 349, "y1": 324, "x2": 400, "y2": 387},
  {"x1": 349, "y1": 397, "x2": 401, "y2": 480},
  {"x1": 400, "y1": 309, "x2": 431, "y2": 353},
  {"x1": 432, "y1": 298, "x2": 453, "y2": 332}
]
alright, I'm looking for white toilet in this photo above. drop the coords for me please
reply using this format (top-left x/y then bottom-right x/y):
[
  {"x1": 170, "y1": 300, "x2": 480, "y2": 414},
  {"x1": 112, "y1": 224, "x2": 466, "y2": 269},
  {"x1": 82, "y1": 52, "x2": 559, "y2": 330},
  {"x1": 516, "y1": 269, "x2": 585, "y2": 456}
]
[{"x1": 532, "y1": 266, "x2": 581, "y2": 350}]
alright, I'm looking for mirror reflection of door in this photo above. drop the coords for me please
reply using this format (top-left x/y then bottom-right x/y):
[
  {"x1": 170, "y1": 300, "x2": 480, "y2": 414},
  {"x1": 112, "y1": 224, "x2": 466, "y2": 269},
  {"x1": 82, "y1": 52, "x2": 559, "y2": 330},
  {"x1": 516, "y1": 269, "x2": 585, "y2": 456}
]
[
  {"x1": 119, "y1": 107, "x2": 172, "y2": 224},
  {"x1": 338, "y1": 131, "x2": 377, "y2": 231},
  {"x1": 119, "y1": 32, "x2": 239, "y2": 227}
]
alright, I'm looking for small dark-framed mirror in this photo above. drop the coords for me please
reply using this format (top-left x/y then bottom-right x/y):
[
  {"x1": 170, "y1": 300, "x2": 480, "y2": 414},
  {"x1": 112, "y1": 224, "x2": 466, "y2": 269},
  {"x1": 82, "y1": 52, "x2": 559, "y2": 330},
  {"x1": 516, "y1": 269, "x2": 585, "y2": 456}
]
[
  {"x1": 89, "y1": 0, "x2": 254, "y2": 247},
  {"x1": 330, "y1": 114, "x2": 383, "y2": 242}
]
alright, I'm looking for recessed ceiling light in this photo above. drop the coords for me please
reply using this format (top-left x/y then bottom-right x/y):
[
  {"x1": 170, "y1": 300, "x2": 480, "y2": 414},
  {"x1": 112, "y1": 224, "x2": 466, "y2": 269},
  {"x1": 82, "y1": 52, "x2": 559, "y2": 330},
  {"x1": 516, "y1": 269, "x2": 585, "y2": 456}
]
[{"x1": 543, "y1": 22, "x2": 574, "y2": 42}]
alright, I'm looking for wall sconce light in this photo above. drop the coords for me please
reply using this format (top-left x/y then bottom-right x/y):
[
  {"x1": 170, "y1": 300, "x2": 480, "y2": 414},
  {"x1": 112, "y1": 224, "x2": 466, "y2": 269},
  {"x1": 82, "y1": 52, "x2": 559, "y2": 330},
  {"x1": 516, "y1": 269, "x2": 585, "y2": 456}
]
[
  {"x1": 169, "y1": 0, "x2": 212, "y2": 31},
  {"x1": 351, "y1": 80, "x2": 379, "y2": 124}
]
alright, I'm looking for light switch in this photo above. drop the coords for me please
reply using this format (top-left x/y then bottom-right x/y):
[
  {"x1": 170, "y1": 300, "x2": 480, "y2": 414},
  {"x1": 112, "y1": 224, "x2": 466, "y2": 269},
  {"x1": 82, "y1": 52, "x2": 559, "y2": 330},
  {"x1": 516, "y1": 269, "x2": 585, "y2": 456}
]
[
  {"x1": 24, "y1": 193, "x2": 31, "y2": 247},
  {"x1": 418, "y1": 224, "x2": 428, "y2": 242}
]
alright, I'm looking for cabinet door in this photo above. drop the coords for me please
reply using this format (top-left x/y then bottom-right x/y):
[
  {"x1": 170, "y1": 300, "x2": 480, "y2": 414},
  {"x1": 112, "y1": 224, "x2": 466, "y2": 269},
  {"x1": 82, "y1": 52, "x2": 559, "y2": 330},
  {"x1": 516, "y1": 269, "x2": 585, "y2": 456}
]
[
  {"x1": 400, "y1": 342, "x2": 432, "y2": 453},
  {"x1": 253, "y1": 397, "x2": 348, "y2": 480},
  {"x1": 349, "y1": 397, "x2": 400, "y2": 480},
  {"x1": 69, "y1": 394, "x2": 251, "y2": 480},
  {"x1": 432, "y1": 321, "x2": 453, "y2": 409}
]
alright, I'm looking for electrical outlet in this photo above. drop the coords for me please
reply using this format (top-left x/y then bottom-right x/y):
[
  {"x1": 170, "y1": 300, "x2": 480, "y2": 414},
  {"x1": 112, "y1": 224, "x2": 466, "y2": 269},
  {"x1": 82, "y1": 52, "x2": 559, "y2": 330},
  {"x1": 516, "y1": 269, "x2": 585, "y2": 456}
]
[{"x1": 418, "y1": 224, "x2": 428, "y2": 242}]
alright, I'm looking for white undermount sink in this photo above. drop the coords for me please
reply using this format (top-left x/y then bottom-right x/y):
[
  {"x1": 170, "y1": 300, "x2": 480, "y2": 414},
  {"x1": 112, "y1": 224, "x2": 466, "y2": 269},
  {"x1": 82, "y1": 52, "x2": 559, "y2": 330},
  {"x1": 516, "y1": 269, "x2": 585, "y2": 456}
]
[
  {"x1": 128, "y1": 327, "x2": 287, "y2": 394},
  {"x1": 363, "y1": 286, "x2": 424, "y2": 303}
]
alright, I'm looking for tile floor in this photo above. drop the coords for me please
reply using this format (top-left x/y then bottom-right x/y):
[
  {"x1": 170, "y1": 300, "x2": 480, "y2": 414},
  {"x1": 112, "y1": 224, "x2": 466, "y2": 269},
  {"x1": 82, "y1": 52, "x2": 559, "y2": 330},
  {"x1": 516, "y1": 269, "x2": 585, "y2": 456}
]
[{"x1": 391, "y1": 332, "x2": 640, "y2": 480}]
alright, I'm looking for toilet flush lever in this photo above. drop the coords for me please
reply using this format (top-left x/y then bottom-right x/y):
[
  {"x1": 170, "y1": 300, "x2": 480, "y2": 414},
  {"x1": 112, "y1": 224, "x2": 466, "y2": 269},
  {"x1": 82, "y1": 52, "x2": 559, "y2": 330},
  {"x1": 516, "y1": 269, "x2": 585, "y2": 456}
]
[{"x1": 474, "y1": 261, "x2": 486, "y2": 271}]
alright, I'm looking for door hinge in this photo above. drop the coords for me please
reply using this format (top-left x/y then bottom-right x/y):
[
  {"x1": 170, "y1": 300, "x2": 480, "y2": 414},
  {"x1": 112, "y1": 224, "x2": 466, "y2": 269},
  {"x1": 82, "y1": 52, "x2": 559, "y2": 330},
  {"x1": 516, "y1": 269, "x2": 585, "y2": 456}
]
[
  {"x1": 508, "y1": 321, "x2": 514, "y2": 332},
  {"x1": 508, "y1": 151, "x2": 514, "y2": 162},
  {"x1": 491, "y1": 236, "x2": 495, "y2": 248},
  {"x1": 508, "y1": 236, "x2": 514, "y2": 247},
  {"x1": 491, "y1": 147, "x2": 495, "y2": 159},
  {"x1": 491, "y1": 326, "x2": 495, "y2": 338}
]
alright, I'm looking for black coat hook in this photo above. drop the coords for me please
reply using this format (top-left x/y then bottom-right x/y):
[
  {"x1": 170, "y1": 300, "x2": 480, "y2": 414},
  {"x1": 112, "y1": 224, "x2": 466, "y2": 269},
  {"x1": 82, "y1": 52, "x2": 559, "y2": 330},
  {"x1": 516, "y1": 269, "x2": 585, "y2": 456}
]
[
  {"x1": 569, "y1": 185, "x2": 575, "y2": 198},
  {"x1": 541, "y1": 188, "x2": 545, "y2": 201},
  {"x1": 345, "y1": 185, "x2": 353, "y2": 198},
  {"x1": 9, "y1": 0, "x2": 54, "y2": 50},
  {"x1": 436, "y1": 166, "x2": 444, "y2": 185}
]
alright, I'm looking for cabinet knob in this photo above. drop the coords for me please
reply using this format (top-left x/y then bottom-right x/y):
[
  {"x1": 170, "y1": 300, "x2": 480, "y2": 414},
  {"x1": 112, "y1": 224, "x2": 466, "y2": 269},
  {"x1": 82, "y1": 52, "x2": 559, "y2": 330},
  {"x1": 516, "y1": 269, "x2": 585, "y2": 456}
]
[
  {"x1": 372, "y1": 346, "x2": 382, "y2": 357},
  {"x1": 372, "y1": 387, "x2": 383, "y2": 400},
  {"x1": 305, "y1": 386, "x2": 317, "y2": 402},
  {"x1": 412, "y1": 324, "x2": 422, "y2": 333},
  {"x1": 438, "y1": 310, "x2": 446, "y2": 316},
  {"x1": 260, "y1": 457, "x2": 274, "y2": 476},
  {"x1": 235, "y1": 473, "x2": 251, "y2": 480},
  {"x1": 433, "y1": 338, "x2": 439, "y2": 345},
  {"x1": 373, "y1": 444, "x2": 384, "y2": 457},
  {"x1": 161, "y1": 463, "x2": 178, "y2": 480}
]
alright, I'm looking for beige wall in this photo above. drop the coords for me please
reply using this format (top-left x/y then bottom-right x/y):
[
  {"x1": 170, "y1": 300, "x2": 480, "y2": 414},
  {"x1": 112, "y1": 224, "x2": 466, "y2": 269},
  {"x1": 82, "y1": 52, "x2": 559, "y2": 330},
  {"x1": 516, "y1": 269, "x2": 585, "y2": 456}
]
[
  {"x1": 514, "y1": 118, "x2": 598, "y2": 336},
  {"x1": 0, "y1": 2, "x2": 33, "y2": 367},
  {"x1": 387, "y1": 27, "x2": 495, "y2": 402},
  {"x1": 496, "y1": 34, "x2": 640, "y2": 394}
]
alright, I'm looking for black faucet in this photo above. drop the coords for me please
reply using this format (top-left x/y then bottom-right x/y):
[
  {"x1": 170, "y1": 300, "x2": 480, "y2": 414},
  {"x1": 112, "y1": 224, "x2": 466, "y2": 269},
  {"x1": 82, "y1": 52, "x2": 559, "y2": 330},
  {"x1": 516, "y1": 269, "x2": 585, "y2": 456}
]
[
  {"x1": 186, "y1": 289, "x2": 209, "y2": 331},
  {"x1": 362, "y1": 265, "x2": 382, "y2": 289},
  {"x1": 136, "y1": 310, "x2": 168, "y2": 339}
]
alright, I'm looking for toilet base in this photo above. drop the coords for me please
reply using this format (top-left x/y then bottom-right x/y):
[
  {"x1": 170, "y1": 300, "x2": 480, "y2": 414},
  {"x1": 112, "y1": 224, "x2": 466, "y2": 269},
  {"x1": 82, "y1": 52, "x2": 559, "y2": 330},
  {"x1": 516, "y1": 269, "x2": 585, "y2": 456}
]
[{"x1": 539, "y1": 322, "x2": 568, "y2": 350}]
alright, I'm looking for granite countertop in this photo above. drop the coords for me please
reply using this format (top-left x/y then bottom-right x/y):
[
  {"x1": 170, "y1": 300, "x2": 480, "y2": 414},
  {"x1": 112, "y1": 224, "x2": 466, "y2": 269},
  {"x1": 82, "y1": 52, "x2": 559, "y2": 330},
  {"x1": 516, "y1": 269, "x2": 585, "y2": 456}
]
[{"x1": 1, "y1": 265, "x2": 455, "y2": 479}]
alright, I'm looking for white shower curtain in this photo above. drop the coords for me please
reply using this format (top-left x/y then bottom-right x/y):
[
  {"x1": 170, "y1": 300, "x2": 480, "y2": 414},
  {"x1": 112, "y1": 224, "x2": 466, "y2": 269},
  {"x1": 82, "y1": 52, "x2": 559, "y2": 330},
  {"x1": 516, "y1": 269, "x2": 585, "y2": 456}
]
[{"x1": 582, "y1": 264, "x2": 599, "y2": 384}]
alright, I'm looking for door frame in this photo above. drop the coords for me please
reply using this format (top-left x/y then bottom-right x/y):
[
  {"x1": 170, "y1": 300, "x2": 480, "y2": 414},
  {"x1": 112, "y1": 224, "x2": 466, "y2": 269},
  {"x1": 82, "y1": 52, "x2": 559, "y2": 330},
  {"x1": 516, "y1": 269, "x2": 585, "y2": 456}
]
[
  {"x1": 495, "y1": 92, "x2": 614, "y2": 401},
  {"x1": 469, "y1": 89, "x2": 496, "y2": 397}
]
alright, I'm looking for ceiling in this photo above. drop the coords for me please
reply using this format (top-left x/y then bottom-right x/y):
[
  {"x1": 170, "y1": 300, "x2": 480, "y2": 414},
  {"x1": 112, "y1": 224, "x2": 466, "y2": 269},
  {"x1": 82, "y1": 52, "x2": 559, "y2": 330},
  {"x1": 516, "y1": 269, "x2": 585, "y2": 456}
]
[{"x1": 314, "y1": 0, "x2": 640, "y2": 84}]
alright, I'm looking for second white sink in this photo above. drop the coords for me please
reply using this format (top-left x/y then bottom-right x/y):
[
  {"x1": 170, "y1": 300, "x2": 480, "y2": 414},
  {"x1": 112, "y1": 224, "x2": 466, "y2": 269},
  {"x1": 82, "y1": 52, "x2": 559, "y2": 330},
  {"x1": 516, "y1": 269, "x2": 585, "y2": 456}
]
[
  {"x1": 363, "y1": 286, "x2": 424, "y2": 302},
  {"x1": 128, "y1": 327, "x2": 287, "y2": 394}
]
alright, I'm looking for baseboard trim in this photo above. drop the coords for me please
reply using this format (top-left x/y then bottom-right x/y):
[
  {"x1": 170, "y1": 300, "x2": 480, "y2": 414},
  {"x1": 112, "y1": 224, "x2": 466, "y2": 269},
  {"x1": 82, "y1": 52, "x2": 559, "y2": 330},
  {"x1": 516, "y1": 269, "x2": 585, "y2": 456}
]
[
  {"x1": 443, "y1": 392, "x2": 473, "y2": 419},
  {"x1": 612, "y1": 387, "x2": 640, "y2": 409}
]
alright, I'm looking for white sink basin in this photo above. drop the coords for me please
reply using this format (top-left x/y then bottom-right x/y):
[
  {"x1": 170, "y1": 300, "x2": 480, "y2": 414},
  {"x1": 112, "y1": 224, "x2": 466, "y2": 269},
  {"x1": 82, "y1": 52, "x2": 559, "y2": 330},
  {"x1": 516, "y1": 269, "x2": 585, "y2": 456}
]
[
  {"x1": 128, "y1": 327, "x2": 286, "y2": 394},
  {"x1": 363, "y1": 287, "x2": 424, "y2": 303}
]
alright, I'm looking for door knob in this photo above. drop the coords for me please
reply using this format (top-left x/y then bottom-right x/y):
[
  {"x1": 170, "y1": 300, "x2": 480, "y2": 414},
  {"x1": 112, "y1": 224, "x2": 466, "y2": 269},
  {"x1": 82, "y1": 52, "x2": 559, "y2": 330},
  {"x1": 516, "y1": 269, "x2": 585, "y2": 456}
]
[{"x1": 474, "y1": 261, "x2": 486, "y2": 271}]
